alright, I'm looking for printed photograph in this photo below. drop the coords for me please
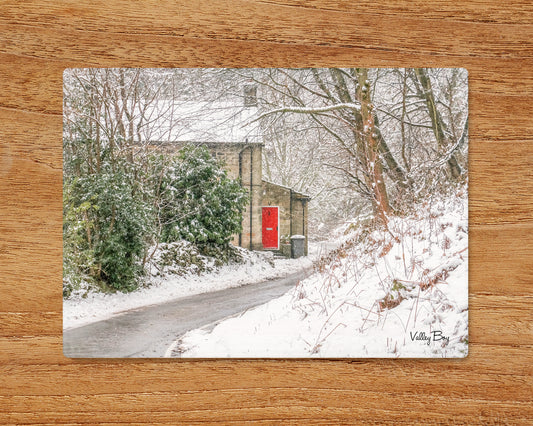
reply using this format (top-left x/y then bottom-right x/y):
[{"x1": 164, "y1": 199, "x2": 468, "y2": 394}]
[{"x1": 62, "y1": 68, "x2": 468, "y2": 358}]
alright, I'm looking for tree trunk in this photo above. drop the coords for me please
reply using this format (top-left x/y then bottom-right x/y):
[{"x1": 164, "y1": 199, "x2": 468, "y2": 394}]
[
  {"x1": 414, "y1": 68, "x2": 462, "y2": 179},
  {"x1": 356, "y1": 69, "x2": 391, "y2": 224},
  {"x1": 374, "y1": 114, "x2": 410, "y2": 188}
]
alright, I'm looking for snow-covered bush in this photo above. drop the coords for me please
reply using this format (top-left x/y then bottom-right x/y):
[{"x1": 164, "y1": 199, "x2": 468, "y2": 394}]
[
  {"x1": 147, "y1": 240, "x2": 248, "y2": 278},
  {"x1": 155, "y1": 145, "x2": 248, "y2": 249},
  {"x1": 64, "y1": 144, "x2": 250, "y2": 296},
  {"x1": 64, "y1": 162, "x2": 154, "y2": 293},
  {"x1": 62, "y1": 189, "x2": 97, "y2": 298}
]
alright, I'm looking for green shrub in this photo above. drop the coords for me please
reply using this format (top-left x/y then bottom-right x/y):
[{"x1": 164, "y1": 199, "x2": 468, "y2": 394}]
[
  {"x1": 157, "y1": 145, "x2": 248, "y2": 248},
  {"x1": 63, "y1": 144, "x2": 248, "y2": 295},
  {"x1": 64, "y1": 164, "x2": 154, "y2": 292}
]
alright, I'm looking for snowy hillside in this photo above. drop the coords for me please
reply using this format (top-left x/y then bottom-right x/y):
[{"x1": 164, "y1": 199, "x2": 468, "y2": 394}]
[{"x1": 178, "y1": 189, "x2": 468, "y2": 358}]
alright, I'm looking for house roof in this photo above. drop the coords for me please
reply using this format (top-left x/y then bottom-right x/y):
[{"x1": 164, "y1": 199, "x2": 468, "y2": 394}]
[
  {"x1": 262, "y1": 179, "x2": 311, "y2": 200},
  {"x1": 138, "y1": 100, "x2": 262, "y2": 144}
]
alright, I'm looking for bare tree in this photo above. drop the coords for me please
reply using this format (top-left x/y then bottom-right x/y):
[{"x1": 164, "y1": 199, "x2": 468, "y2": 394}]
[
  {"x1": 412, "y1": 68, "x2": 465, "y2": 180},
  {"x1": 247, "y1": 68, "x2": 402, "y2": 223}
]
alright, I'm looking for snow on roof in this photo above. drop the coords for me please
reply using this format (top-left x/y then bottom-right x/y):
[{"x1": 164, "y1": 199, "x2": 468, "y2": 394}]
[
  {"x1": 262, "y1": 179, "x2": 311, "y2": 199},
  {"x1": 138, "y1": 100, "x2": 261, "y2": 144}
]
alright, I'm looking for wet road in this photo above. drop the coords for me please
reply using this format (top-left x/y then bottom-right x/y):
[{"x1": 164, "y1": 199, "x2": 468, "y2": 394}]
[{"x1": 63, "y1": 267, "x2": 312, "y2": 358}]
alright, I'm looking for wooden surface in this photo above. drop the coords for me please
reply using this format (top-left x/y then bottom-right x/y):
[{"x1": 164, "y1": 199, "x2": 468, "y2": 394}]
[{"x1": 1, "y1": 1, "x2": 532, "y2": 423}]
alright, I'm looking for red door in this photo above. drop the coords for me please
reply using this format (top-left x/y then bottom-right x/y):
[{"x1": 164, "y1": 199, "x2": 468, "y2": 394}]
[{"x1": 262, "y1": 207, "x2": 279, "y2": 249}]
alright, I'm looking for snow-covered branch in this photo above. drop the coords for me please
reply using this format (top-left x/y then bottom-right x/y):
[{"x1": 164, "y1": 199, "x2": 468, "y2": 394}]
[{"x1": 250, "y1": 103, "x2": 361, "y2": 124}]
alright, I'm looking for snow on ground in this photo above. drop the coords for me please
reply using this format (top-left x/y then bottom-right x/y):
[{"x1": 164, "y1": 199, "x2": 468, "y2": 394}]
[
  {"x1": 63, "y1": 248, "x2": 314, "y2": 330},
  {"x1": 178, "y1": 191, "x2": 468, "y2": 358}
]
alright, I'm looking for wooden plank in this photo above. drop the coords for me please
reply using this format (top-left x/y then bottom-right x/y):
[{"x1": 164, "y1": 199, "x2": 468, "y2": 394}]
[
  {"x1": 0, "y1": 1, "x2": 531, "y2": 58},
  {"x1": 0, "y1": 345, "x2": 531, "y2": 396},
  {"x1": 1, "y1": 22, "x2": 533, "y2": 75},
  {"x1": 257, "y1": 0, "x2": 533, "y2": 25},
  {"x1": 2, "y1": 405, "x2": 529, "y2": 425},
  {"x1": 0, "y1": 0, "x2": 531, "y2": 423},
  {"x1": 0, "y1": 391, "x2": 531, "y2": 424}
]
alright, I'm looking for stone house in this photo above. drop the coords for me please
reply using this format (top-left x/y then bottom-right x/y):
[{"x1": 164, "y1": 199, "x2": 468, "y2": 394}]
[
  {"x1": 146, "y1": 94, "x2": 310, "y2": 256},
  {"x1": 155, "y1": 140, "x2": 310, "y2": 256}
]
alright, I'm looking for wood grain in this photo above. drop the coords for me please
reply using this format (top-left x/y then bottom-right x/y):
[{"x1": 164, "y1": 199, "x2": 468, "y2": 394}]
[{"x1": 0, "y1": 0, "x2": 532, "y2": 423}]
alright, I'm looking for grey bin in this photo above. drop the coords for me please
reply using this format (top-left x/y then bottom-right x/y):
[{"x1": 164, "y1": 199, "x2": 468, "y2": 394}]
[{"x1": 290, "y1": 235, "x2": 306, "y2": 259}]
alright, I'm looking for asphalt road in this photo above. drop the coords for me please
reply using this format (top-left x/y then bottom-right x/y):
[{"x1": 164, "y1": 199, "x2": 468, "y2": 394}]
[{"x1": 63, "y1": 266, "x2": 312, "y2": 358}]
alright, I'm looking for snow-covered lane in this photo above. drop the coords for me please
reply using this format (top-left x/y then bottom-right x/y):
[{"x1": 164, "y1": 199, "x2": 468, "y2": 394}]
[
  {"x1": 63, "y1": 248, "x2": 321, "y2": 330},
  {"x1": 63, "y1": 267, "x2": 312, "y2": 358}
]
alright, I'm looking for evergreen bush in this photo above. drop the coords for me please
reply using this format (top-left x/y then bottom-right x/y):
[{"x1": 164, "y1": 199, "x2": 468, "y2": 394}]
[
  {"x1": 64, "y1": 162, "x2": 154, "y2": 292},
  {"x1": 157, "y1": 145, "x2": 249, "y2": 250},
  {"x1": 63, "y1": 144, "x2": 248, "y2": 295}
]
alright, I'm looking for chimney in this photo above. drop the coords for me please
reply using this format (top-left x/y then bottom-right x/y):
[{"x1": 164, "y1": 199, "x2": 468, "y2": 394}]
[{"x1": 243, "y1": 85, "x2": 257, "y2": 107}]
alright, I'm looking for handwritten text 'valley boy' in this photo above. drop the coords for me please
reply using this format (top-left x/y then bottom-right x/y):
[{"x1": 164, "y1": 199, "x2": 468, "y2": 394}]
[{"x1": 409, "y1": 331, "x2": 449, "y2": 345}]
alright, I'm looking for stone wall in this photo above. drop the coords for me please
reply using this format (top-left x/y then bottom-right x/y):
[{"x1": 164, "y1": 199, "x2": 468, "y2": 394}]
[
  {"x1": 237, "y1": 144, "x2": 263, "y2": 251},
  {"x1": 261, "y1": 181, "x2": 291, "y2": 241},
  {"x1": 290, "y1": 193, "x2": 309, "y2": 256}
]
